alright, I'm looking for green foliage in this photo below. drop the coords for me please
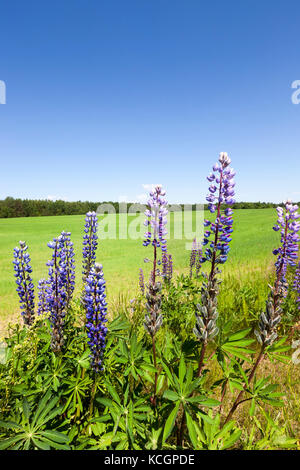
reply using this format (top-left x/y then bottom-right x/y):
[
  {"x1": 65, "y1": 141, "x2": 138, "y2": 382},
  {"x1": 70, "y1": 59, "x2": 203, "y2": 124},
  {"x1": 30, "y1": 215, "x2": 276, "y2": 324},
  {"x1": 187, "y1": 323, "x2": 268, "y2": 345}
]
[{"x1": 0, "y1": 267, "x2": 298, "y2": 450}]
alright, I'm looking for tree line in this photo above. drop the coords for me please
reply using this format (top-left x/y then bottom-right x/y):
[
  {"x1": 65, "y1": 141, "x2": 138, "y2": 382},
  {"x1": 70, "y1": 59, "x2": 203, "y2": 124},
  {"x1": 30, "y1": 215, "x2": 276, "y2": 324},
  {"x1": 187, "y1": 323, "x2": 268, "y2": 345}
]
[{"x1": 0, "y1": 197, "x2": 297, "y2": 219}]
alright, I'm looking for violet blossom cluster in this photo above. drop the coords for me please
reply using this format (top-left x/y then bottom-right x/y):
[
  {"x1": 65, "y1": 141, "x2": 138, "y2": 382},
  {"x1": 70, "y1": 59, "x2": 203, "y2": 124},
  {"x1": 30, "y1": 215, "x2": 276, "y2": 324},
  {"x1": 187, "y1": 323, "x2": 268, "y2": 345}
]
[
  {"x1": 162, "y1": 252, "x2": 173, "y2": 283},
  {"x1": 139, "y1": 268, "x2": 145, "y2": 295},
  {"x1": 255, "y1": 201, "x2": 300, "y2": 347},
  {"x1": 37, "y1": 278, "x2": 48, "y2": 316},
  {"x1": 82, "y1": 211, "x2": 98, "y2": 281},
  {"x1": 84, "y1": 263, "x2": 108, "y2": 372},
  {"x1": 143, "y1": 185, "x2": 168, "y2": 255},
  {"x1": 202, "y1": 152, "x2": 235, "y2": 266},
  {"x1": 62, "y1": 231, "x2": 75, "y2": 307},
  {"x1": 189, "y1": 238, "x2": 202, "y2": 278},
  {"x1": 293, "y1": 261, "x2": 300, "y2": 310},
  {"x1": 194, "y1": 152, "x2": 235, "y2": 345},
  {"x1": 13, "y1": 241, "x2": 35, "y2": 326},
  {"x1": 272, "y1": 201, "x2": 300, "y2": 284},
  {"x1": 46, "y1": 233, "x2": 69, "y2": 353},
  {"x1": 143, "y1": 185, "x2": 168, "y2": 336}
]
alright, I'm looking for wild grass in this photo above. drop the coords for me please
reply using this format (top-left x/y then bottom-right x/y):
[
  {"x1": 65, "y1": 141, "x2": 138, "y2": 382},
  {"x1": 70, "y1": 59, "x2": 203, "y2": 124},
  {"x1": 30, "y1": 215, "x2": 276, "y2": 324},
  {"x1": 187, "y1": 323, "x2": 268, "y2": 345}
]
[{"x1": 0, "y1": 208, "x2": 278, "y2": 326}]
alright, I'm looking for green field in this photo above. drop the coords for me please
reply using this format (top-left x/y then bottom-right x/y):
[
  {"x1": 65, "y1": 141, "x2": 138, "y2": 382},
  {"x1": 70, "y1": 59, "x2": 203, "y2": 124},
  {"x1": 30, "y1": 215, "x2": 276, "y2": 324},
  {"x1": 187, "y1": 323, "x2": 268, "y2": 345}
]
[{"x1": 0, "y1": 209, "x2": 279, "y2": 325}]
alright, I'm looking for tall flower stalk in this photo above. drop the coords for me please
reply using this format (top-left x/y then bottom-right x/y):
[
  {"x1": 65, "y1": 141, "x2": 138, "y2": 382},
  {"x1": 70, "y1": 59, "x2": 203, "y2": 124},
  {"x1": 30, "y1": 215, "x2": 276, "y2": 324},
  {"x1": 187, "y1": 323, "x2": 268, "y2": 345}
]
[
  {"x1": 13, "y1": 241, "x2": 35, "y2": 326},
  {"x1": 143, "y1": 185, "x2": 168, "y2": 405},
  {"x1": 293, "y1": 261, "x2": 300, "y2": 310},
  {"x1": 62, "y1": 231, "x2": 75, "y2": 308},
  {"x1": 162, "y1": 251, "x2": 173, "y2": 283},
  {"x1": 224, "y1": 200, "x2": 300, "y2": 424},
  {"x1": 84, "y1": 263, "x2": 108, "y2": 372},
  {"x1": 194, "y1": 152, "x2": 235, "y2": 376},
  {"x1": 46, "y1": 234, "x2": 68, "y2": 353},
  {"x1": 82, "y1": 211, "x2": 98, "y2": 282},
  {"x1": 139, "y1": 268, "x2": 145, "y2": 295},
  {"x1": 189, "y1": 238, "x2": 202, "y2": 278},
  {"x1": 37, "y1": 279, "x2": 48, "y2": 316}
]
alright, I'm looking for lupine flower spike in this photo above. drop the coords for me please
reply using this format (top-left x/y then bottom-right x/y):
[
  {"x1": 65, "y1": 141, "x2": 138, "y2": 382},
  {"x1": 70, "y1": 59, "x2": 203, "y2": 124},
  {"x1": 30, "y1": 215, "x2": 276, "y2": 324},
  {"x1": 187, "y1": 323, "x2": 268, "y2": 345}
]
[
  {"x1": 195, "y1": 243, "x2": 202, "y2": 278},
  {"x1": 194, "y1": 152, "x2": 235, "y2": 373},
  {"x1": 162, "y1": 251, "x2": 173, "y2": 283},
  {"x1": 189, "y1": 238, "x2": 198, "y2": 278},
  {"x1": 139, "y1": 268, "x2": 145, "y2": 295},
  {"x1": 167, "y1": 253, "x2": 173, "y2": 282},
  {"x1": 143, "y1": 185, "x2": 168, "y2": 405},
  {"x1": 255, "y1": 200, "x2": 300, "y2": 346},
  {"x1": 82, "y1": 211, "x2": 98, "y2": 281},
  {"x1": 189, "y1": 238, "x2": 202, "y2": 278},
  {"x1": 143, "y1": 185, "x2": 168, "y2": 336},
  {"x1": 143, "y1": 185, "x2": 168, "y2": 283},
  {"x1": 13, "y1": 241, "x2": 35, "y2": 326},
  {"x1": 62, "y1": 231, "x2": 75, "y2": 307},
  {"x1": 84, "y1": 263, "x2": 108, "y2": 372},
  {"x1": 293, "y1": 261, "x2": 300, "y2": 310},
  {"x1": 37, "y1": 279, "x2": 48, "y2": 316},
  {"x1": 46, "y1": 234, "x2": 68, "y2": 353}
]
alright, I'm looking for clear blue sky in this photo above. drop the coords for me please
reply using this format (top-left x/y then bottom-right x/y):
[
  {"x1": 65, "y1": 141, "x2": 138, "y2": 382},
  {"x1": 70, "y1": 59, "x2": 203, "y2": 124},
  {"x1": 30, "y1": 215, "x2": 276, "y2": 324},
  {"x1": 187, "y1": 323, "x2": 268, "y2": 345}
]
[{"x1": 1, "y1": 0, "x2": 300, "y2": 204}]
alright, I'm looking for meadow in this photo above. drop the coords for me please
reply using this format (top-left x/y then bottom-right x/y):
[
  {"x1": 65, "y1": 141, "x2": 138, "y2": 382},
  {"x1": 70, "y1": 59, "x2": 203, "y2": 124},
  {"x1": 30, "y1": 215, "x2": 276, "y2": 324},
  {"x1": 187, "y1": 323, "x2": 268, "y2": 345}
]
[
  {"x1": 0, "y1": 208, "x2": 278, "y2": 328},
  {"x1": 1, "y1": 190, "x2": 299, "y2": 450}
]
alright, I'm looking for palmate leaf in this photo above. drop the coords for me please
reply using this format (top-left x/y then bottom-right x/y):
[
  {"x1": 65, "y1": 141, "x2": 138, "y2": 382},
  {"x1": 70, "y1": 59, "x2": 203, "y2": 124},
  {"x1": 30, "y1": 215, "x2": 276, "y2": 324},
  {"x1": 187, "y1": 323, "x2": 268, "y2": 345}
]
[
  {"x1": 266, "y1": 337, "x2": 291, "y2": 364},
  {"x1": 220, "y1": 328, "x2": 255, "y2": 362}
]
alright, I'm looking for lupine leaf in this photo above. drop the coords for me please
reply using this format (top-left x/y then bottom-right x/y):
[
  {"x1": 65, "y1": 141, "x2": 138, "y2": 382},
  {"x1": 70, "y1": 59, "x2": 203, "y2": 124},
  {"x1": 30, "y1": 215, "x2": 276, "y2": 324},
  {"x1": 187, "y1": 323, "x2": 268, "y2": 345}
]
[{"x1": 162, "y1": 402, "x2": 180, "y2": 444}]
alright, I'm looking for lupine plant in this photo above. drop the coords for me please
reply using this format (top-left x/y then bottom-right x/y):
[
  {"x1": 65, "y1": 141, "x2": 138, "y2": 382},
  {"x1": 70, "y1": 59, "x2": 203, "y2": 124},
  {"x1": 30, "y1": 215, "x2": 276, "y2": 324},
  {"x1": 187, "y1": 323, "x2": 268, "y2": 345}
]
[
  {"x1": 37, "y1": 279, "x2": 48, "y2": 316},
  {"x1": 189, "y1": 238, "x2": 202, "y2": 279},
  {"x1": 143, "y1": 185, "x2": 168, "y2": 405},
  {"x1": 46, "y1": 233, "x2": 69, "y2": 353},
  {"x1": 63, "y1": 231, "x2": 75, "y2": 308},
  {"x1": 194, "y1": 152, "x2": 235, "y2": 376},
  {"x1": 293, "y1": 261, "x2": 300, "y2": 310},
  {"x1": 84, "y1": 263, "x2": 108, "y2": 372},
  {"x1": 12, "y1": 241, "x2": 35, "y2": 326},
  {"x1": 162, "y1": 252, "x2": 173, "y2": 283},
  {"x1": 139, "y1": 268, "x2": 145, "y2": 295},
  {"x1": 82, "y1": 211, "x2": 98, "y2": 281}
]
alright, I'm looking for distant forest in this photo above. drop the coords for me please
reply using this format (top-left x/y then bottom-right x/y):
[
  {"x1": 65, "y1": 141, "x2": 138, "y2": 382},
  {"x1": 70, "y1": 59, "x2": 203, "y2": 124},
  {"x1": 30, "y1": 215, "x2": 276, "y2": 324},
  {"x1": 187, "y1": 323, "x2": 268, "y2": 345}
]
[{"x1": 0, "y1": 197, "x2": 297, "y2": 219}]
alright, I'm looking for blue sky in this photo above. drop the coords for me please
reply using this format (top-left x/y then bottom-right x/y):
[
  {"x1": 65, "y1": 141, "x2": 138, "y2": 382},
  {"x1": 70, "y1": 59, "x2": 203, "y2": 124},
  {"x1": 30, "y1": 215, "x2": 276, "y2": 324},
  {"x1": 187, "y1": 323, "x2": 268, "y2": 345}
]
[{"x1": 0, "y1": 0, "x2": 300, "y2": 204}]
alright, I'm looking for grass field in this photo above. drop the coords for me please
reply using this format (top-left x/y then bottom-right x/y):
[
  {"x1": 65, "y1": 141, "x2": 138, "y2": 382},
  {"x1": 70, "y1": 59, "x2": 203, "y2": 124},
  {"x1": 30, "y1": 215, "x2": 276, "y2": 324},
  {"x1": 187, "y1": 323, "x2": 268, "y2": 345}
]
[{"x1": 0, "y1": 208, "x2": 279, "y2": 325}]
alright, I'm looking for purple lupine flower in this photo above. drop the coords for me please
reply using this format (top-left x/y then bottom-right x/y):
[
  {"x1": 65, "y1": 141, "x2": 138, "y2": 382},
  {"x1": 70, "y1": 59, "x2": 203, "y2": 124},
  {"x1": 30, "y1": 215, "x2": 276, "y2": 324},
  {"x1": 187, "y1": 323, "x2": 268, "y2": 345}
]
[
  {"x1": 84, "y1": 263, "x2": 108, "y2": 372},
  {"x1": 255, "y1": 201, "x2": 300, "y2": 346},
  {"x1": 139, "y1": 268, "x2": 145, "y2": 295},
  {"x1": 167, "y1": 253, "x2": 173, "y2": 282},
  {"x1": 162, "y1": 251, "x2": 168, "y2": 278},
  {"x1": 162, "y1": 251, "x2": 173, "y2": 283},
  {"x1": 62, "y1": 231, "x2": 75, "y2": 307},
  {"x1": 13, "y1": 241, "x2": 35, "y2": 326},
  {"x1": 202, "y1": 152, "x2": 235, "y2": 268},
  {"x1": 82, "y1": 211, "x2": 98, "y2": 281},
  {"x1": 194, "y1": 152, "x2": 235, "y2": 346},
  {"x1": 143, "y1": 185, "x2": 168, "y2": 337},
  {"x1": 272, "y1": 201, "x2": 300, "y2": 285},
  {"x1": 37, "y1": 278, "x2": 48, "y2": 316},
  {"x1": 195, "y1": 243, "x2": 202, "y2": 278},
  {"x1": 189, "y1": 238, "x2": 198, "y2": 278},
  {"x1": 46, "y1": 234, "x2": 68, "y2": 353},
  {"x1": 293, "y1": 261, "x2": 300, "y2": 310},
  {"x1": 143, "y1": 185, "x2": 168, "y2": 282}
]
